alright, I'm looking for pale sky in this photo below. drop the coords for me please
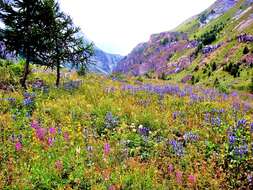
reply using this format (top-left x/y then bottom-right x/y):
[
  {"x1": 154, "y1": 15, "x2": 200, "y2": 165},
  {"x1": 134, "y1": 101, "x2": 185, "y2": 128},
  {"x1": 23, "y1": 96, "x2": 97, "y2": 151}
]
[{"x1": 59, "y1": 0, "x2": 215, "y2": 55}]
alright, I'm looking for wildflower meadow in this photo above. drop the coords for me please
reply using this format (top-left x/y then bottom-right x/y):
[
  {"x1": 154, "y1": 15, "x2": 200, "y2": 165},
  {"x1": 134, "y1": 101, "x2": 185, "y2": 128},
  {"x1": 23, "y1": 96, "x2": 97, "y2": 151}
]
[{"x1": 0, "y1": 72, "x2": 252, "y2": 189}]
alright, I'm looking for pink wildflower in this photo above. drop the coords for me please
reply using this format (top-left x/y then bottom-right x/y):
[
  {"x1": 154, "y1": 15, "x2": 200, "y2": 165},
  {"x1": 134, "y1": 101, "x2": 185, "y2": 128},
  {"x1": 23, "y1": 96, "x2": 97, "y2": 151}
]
[
  {"x1": 63, "y1": 132, "x2": 69, "y2": 141},
  {"x1": 176, "y1": 170, "x2": 183, "y2": 184},
  {"x1": 15, "y1": 141, "x2": 22, "y2": 151},
  {"x1": 49, "y1": 127, "x2": 56, "y2": 135},
  {"x1": 36, "y1": 127, "x2": 47, "y2": 141},
  {"x1": 104, "y1": 143, "x2": 110, "y2": 155},
  {"x1": 48, "y1": 137, "x2": 53, "y2": 146},
  {"x1": 31, "y1": 120, "x2": 39, "y2": 129},
  {"x1": 55, "y1": 160, "x2": 63, "y2": 171},
  {"x1": 188, "y1": 174, "x2": 197, "y2": 185},
  {"x1": 168, "y1": 164, "x2": 174, "y2": 174}
]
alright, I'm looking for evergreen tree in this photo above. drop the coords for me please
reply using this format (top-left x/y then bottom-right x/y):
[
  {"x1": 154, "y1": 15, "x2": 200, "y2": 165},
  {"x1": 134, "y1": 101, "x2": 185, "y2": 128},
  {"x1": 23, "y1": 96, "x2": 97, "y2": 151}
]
[
  {"x1": 0, "y1": 0, "x2": 47, "y2": 88},
  {"x1": 41, "y1": 0, "x2": 94, "y2": 87}
]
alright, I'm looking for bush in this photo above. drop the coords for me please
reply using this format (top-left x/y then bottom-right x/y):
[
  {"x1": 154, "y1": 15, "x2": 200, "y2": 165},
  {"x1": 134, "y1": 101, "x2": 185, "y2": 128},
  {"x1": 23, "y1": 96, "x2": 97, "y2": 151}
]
[
  {"x1": 224, "y1": 62, "x2": 240, "y2": 78},
  {"x1": 198, "y1": 23, "x2": 224, "y2": 45},
  {"x1": 0, "y1": 59, "x2": 22, "y2": 86},
  {"x1": 243, "y1": 46, "x2": 249, "y2": 55}
]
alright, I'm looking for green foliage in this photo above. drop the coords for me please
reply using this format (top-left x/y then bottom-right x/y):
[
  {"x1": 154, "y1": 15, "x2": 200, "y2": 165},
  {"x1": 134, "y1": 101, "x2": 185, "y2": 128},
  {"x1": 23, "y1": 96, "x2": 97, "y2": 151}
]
[
  {"x1": 191, "y1": 75, "x2": 200, "y2": 84},
  {"x1": 77, "y1": 65, "x2": 87, "y2": 76},
  {"x1": 217, "y1": 83, "x2": 230, "y2": 94},
  {"x1": 250, "y1": 77, "x2": 253, "y2": 93},
  {"x1": 224, "y1": 62, "x2": 241, "y2": 78},
  {"x1": 0, "y1": 59, "x2": 23, "y2": 86},
  {"x1": 160, "y1": 37, "x2": 169, "y2": 46},
  {"x1": 198, "y1": 23, "x2": 225, "y2": 45},
  {"x1": 0, "y1": 0, "x2": 94, "y2": 88},
  {"x1": 0, "y1": 0, "x2": 50, "y2": 87}
]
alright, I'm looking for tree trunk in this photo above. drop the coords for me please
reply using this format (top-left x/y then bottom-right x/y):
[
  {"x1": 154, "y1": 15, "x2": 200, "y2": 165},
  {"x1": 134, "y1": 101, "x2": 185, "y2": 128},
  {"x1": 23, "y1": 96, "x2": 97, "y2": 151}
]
[
  {"x1": 56, "y1": 60, "x2": 60, "y2": 87},
  {"x1": 20, "y1": 54, "x2": 30, "y2": 89}
]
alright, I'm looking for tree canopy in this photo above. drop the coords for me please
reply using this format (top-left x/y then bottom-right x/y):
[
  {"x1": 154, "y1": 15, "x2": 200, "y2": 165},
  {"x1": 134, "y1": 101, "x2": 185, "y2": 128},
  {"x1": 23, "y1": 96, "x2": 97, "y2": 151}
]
[{"x1": 0, "y1": 0, "x2": 94, "y2": 88}]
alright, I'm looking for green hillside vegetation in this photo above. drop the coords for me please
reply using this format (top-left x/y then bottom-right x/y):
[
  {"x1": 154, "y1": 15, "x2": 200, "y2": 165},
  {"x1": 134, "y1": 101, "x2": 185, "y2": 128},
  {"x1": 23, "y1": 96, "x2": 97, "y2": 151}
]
[{"x1": 165, "y1": 0, "x2": 253, "y2": 93}]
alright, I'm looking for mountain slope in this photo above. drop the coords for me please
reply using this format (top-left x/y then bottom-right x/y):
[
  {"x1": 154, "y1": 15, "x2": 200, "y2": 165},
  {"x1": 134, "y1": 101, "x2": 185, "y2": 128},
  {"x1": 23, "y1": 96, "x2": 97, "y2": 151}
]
[
  {"x1": 114, "y1": 0, "x2": 253, "y2": 91},
  {"x1": 89, "y1": 47, "x2": 122, "y2": 74}
]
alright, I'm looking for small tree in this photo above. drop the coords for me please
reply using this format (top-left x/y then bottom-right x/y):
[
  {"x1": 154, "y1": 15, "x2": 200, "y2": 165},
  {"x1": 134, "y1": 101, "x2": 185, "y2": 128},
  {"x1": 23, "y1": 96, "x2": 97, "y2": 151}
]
[{"x1": 0, "y1": 0, "x2": 47, "y2": 88}]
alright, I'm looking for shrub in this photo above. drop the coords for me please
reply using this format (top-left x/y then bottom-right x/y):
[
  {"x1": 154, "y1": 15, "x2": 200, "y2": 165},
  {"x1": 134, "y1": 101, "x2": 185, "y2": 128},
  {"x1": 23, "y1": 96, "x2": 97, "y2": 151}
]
[
  {"x1": 198, "y1": 23, "x2": 224, "y2": 45},
  {"x1": 224, "y1": 62, "x2": 240, "y2": 77},
  {"x1": 243, "y1": 46, "x2": 249, "y2": 55},
  {"x1": 0, "y1": 59, "x2": 22, "y2": 86},
  {"x1": 211, "y1": 62, "x2": 217, "y2": 71}
]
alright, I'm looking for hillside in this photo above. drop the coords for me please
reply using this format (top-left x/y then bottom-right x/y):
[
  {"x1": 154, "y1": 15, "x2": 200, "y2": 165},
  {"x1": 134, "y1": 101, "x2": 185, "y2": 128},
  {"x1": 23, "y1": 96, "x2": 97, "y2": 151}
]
[{"x1": 114, "y1": 0, "x2": 253, "y2": 92}]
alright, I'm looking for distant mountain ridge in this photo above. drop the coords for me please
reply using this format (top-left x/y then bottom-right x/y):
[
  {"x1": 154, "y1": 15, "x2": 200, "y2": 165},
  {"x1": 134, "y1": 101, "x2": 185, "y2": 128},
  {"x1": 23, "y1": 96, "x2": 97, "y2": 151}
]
[{"x1": 89, "y1": 47, "x2": 122, "y2": 74}]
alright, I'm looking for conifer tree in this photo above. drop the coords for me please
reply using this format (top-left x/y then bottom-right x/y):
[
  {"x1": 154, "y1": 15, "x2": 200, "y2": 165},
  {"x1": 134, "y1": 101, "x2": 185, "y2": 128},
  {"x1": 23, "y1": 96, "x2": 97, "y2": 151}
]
[
  {"x1": 41, "y1": 0, "x2": 94, "y2": 87},
  {"x1": 0, "y1": 0, "x2": 47, "y2": 88}
]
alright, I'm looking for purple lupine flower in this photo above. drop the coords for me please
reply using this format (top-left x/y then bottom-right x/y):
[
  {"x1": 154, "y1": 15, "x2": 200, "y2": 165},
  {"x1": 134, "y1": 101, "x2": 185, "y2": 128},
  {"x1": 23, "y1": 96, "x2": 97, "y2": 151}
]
[
  {"x1": 232, "y1": 102, "x2": 241, "y2": 111},
  {"x1": 104, "y1": 143, "x2": 110, "y2": 155},
  {"x1": 105, "y1": 112, "x2": 119, "y2": 129},
  {"x1": 250, "y1": 123, "x2": 253, "y2": 133},
  {"x1": 204, "y1": 113, "x2": 210, "y2": 123},
  {"x1": 138, "y1": 126, "x2": 150, "y2": 136},
  {"x1": 231, "y1": 91, "x2": 238, "y2": 97},
  {"x1": 169, "y1": 140, "x2": 184, "y2": 156},
  {"x1": 211, "y1": 117, "x2": 221, "y2": 127},
  {"x1": 237, "y1": 119, "x2": 247, "y2": 128},
  {"x1": 58, "y1": 127, "x2": 62, "y2": 134},
  {"x1": 183, "y1": 132, "x2": 199, "y2": 142},
  {"x1": 23, "y1": 98, "x2": 33, "y2": 106},
  {"x1": 7, "y1": 98, "x2": 16, "y2": 102},
  {"x1": 234, "y1": 144, "x2": 248, "y2": 157},
  {"x1": 228, "y1": 134, "x2": 236, "y2": 144},
  {"x1": 173, "y1": 112, "x2": 179, "y2": 120}
]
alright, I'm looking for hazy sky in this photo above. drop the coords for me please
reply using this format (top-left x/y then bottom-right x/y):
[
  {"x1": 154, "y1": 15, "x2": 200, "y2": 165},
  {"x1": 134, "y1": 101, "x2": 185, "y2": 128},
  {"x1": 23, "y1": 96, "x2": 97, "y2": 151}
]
[{"x1": 59, "y1": 0, "x2": 215, "y2": 55}]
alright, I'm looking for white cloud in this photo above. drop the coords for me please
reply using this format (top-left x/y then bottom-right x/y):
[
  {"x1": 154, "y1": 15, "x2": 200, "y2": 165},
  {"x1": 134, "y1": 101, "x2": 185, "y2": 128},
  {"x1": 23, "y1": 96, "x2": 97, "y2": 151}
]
[{"x1": 59, "y1": 0, "x2": 215, "y2": 55}]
